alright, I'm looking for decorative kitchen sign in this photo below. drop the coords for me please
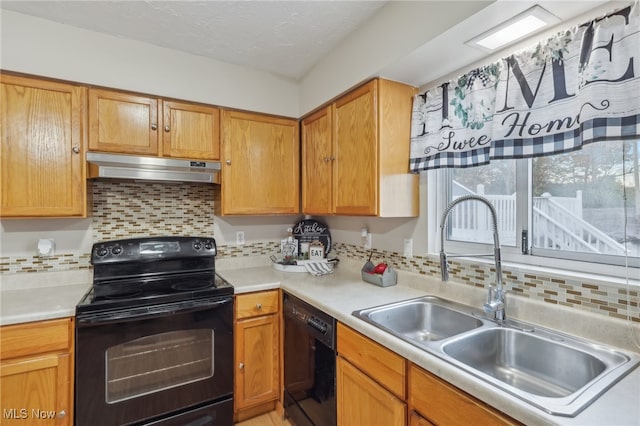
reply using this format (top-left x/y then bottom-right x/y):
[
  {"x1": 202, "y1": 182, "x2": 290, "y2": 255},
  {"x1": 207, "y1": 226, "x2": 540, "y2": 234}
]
[
  {"x1": 308, "y1": 241, "x2": 325, "y2": 260},
  {"x1": 410, "y1": 5, "x2": 640, "y2": 171},
  {"x1": 292, "y1": 219, "x2": 332, "y2": 255}
]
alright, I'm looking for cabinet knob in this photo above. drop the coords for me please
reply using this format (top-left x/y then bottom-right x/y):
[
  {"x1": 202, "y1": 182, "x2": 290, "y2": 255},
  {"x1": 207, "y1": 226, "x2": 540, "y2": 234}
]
[
  {"x1": 226, "y1": 160, "x2": 231, "y2": 165},
  {"x1": 239, "y1": 363, "x2": 244, "y2": 369},
  {"x1": 330, "y1": 156, "x2": 336, "y2": 161},
  {"x1": 151, "y1": 123, "x2": 157, "y2": 130},
  {"x1": 164, "y1": 125, "x2": 170, "y2": 132},
  {"x1": 323, "y1": 156, "x2": 331, "y2": 162},
  {"x1": 256, "y1": 303, "x2": 262, "y2": 310},
  {"x1": 58, "y1": 410, "x2": 66, "y2": 418},
  {"x1": 72, "y1": 146, "x2": 80, "y2": 154}
]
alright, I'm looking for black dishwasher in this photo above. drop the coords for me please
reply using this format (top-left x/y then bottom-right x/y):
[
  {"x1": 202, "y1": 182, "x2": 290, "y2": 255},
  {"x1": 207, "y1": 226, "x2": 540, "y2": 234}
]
[{"x1": 283, "y1": 292, "x2": 336, "y2": 426}]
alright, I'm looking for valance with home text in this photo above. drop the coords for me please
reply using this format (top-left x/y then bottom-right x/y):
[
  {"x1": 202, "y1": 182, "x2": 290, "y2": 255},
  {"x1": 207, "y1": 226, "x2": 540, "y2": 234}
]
[{"x1": 410, "y1": 5, "x2": 640, "y2": 171}]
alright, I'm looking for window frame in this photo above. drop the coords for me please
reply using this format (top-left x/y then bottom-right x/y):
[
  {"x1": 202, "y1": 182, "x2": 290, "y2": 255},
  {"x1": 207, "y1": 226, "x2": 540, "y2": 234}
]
[{"x1": 431, "y1": 154, "x2": 639, "y2": 278}]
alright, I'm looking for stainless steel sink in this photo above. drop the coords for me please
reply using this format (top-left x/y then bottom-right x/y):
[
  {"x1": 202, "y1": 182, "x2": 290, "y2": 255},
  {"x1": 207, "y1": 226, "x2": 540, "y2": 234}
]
[
  {"x1": 354, "y1": 296, "x2": 484, "y2": 343},
  {"x1": 441, "y1": 326, "x2": 640, "y2": 416},
  {"x1": 353, "y1": 295, "x2": 640, "y2": 417}
]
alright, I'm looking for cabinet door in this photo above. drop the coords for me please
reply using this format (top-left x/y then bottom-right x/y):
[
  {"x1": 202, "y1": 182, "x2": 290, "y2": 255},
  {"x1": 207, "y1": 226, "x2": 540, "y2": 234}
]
[
  {"x1": 409, "y1": 364, "x2": 517, "y2": 425},
  {"x1": 337, "y1": 356, "x2": 405, "y2": 426},
  {"x1": 0, "y1": 353, "x2": 71, "y2": 425},
  {"x1": 301, "y1": 106, "x2": 332, "y2": 215},
  {"x1": 162, "y1": 100, "x2": 220, "y2": 160},
  {"x1": 333, "y1": 80, "x2": 378, "y2": 215},
  {"x1": 1, "y1": 75, "x2": 86, "y2": 217},
  {"x1": 221, "y1": 110, "x2": 299, "y2": 215},
  {"x1": 235, "y1": 315, "x2": 280, "y2": 410},
  {"x1": 409, "y1": 411, "x2": 435, "y2": 426},
  {"x1": 89, "y1": 88, "x2": 159, "y2": 155}
]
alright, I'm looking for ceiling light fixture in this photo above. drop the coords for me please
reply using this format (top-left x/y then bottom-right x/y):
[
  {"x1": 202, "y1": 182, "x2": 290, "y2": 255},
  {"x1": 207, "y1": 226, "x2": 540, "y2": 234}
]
[{"x1": 466, "y1": 5, "x2": 560, "y2": 51}]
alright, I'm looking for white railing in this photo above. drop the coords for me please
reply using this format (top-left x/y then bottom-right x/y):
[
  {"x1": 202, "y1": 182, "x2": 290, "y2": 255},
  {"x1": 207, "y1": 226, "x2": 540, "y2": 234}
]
[
  {"x1": 450, "y1": 184, "x2": 517, "y2": 246},
  {"x1": 533, "y1": 197, "x2": 626, "y2": 255},
  {"x1": 449, "y1": 182, "x2": 626, "y2": 255}
]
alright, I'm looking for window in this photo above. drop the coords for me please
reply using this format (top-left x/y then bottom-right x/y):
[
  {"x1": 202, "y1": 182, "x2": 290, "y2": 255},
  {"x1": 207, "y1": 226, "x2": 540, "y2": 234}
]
[{"x1": 439, "y1": 140, "x2": 639, "y2": 270}]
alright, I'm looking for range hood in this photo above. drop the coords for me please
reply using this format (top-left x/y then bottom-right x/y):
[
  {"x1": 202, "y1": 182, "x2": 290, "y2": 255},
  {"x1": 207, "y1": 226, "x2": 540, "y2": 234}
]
[{"x1": 87, "y1": 152, "x2": 221, "y2": 184}]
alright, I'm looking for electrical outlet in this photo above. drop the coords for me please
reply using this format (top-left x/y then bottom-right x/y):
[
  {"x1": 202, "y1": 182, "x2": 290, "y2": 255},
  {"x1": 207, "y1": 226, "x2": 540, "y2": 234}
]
[
  {"x1": 403, "y1": 238, "x2": 413, "y2": 258},
  {"x1": 236, "y1": 231, "x2": 245, "y2": 245},
  {"x1": 364, "y1": 233, "x2": 372, "y2": 250}
]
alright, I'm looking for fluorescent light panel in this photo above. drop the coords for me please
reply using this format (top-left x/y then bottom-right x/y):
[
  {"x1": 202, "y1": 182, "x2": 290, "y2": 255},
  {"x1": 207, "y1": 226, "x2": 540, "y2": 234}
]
[{"x1": 467, "y1": 5, "x2": 560, "y2": 51}]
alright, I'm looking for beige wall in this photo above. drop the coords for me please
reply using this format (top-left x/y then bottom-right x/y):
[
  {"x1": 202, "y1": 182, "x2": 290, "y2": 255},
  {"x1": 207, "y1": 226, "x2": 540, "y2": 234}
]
[
  {"x1": 0, "y1": 10, "x2": 299, "y2": 117},
  {"x1": 298, "y1": 1, "x2": 492, "y2": 115}
]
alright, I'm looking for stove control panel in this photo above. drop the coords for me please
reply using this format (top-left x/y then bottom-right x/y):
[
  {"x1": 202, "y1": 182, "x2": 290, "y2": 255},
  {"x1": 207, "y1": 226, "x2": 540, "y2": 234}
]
[{"x1": 92, "y1": 236, "x2": 217, "y2": 264}]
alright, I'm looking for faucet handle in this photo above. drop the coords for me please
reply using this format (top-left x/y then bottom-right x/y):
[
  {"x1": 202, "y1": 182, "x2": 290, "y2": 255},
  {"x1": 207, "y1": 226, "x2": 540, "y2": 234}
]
[
  {"x1": 439, "y1": 252, "x2": 449, "y2": 282},
  {"x1": 486, "y1": 285, "x2": 495, "y2": 303}
]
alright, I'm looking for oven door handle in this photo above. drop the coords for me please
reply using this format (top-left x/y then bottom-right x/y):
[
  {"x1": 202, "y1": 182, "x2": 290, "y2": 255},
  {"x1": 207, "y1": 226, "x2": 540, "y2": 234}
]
[{"x1": 76, "y1": 297, "x2": 232, "y2": 326}]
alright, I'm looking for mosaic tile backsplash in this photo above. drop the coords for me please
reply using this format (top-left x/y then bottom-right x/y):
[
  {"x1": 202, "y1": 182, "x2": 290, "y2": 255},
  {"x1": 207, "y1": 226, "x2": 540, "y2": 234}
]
[
  {"x1": 1, "y1": 180, "x2": 638, "y2": 323},
  {"x1": 92, "y1": 180, "x2": 215, "y2": 241},
  {"x1": 329, "y1": 242, "x2": 640, "y2": 323}
]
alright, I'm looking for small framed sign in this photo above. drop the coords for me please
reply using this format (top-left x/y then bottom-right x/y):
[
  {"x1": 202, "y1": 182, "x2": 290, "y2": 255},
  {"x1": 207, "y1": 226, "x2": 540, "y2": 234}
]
[{"x1": 309, "y1": 241, "x2": 325, "y2": 260}]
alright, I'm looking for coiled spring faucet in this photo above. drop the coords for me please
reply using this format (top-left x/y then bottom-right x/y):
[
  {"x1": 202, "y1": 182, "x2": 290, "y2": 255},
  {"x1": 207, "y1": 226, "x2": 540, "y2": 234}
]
[{"x1": 439, "y1": 195, "x2": 506, "y2": 323}]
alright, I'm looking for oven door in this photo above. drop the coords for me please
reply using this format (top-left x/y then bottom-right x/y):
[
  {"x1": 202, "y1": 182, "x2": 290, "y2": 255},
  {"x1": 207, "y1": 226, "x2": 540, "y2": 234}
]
[{"x1": 75, "y1": 296, "x2": 233, "y2": 426}]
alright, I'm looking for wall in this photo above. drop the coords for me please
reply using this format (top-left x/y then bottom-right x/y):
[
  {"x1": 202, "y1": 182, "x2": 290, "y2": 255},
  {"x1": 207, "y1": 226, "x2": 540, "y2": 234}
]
[
  {"x1": 298, "y1": 1, "x2": 492, "y2": 115},
  {"x1": 0, "y1": 180, "x2": 295, "y2": 272},
  {"x1": 0, "y1": 10, "x2": 299, "y2": 117}
]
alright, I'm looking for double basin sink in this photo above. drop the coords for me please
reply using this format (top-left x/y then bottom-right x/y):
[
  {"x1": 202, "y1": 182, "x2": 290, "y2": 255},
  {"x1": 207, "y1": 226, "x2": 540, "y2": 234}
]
[{"x1": 353, "y1": 296, "x2": 640, "y2": 417}]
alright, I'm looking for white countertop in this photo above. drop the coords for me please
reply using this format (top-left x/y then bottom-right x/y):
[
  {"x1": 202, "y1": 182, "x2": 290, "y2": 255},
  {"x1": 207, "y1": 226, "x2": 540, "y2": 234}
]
[
  {"x1": 0, "y1": 270, "x2": 92, "y2": 326},
  {"x1": 2, "y1": 262, "x2": 638, "y2": 424},
  {"x1": 218, "y1": 261, "x2": 640, "y2": 426}
]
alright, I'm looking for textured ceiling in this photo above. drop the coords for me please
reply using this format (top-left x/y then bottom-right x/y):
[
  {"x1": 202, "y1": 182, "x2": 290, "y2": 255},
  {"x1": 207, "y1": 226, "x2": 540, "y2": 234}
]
[
  {"x1": 0, "y1": 0, "x2": 388, "y2": 80},
  {"x1": 1, "y1": 1, "x2": 625, "y2": 87}
]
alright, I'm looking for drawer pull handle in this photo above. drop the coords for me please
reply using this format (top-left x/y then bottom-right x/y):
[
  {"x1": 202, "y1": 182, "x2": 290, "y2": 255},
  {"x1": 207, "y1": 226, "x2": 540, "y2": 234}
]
[
  {"x1": 239, "y1": 363, "x2": 244, "y2": 369},
  {"x1": 58, "y1": 410, "x2": 66, "y2": 418},
  {"x1": 256, "y1": 303, "x2": 262, "y2": 310},
  {"x1": 151, "y1": 123, "x2": 157, "y2": 130}
]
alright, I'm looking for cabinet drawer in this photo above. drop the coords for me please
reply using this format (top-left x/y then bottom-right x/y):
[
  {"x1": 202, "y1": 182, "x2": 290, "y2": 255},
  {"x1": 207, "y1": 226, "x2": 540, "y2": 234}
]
[
  {"x1": 337, "y1": 323, "x2": 406, "y2": 399},
  {"x1": 0, "y1": 318, "x2": 72, "y2": 360},
  {"x1": 236, "y1": 290, "x2": 279, "y2": 319},
  {"x1": 409, "y1": 364, "x2": 519, "y2": 426}
]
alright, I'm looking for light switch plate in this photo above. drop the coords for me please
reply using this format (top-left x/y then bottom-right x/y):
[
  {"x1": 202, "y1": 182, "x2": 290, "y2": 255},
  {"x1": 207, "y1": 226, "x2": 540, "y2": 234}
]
[
  {"x1": 403, "y1": 238, "x2": 413, "y2": 258},
  {"x1": 236, "y1": 231, "x2": 245, "y2": 245}
]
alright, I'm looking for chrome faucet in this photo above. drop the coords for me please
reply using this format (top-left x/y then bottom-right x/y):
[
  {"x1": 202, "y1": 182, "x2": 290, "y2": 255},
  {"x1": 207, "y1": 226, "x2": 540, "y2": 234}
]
[{"x1": 439, "y1": 195, "x2": 506, "y2": 323}]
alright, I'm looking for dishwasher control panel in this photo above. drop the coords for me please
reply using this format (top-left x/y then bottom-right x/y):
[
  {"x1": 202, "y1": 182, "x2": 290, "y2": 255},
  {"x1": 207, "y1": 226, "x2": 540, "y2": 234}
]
[{"x1": 283, "y1": 292, "x2": 335, "y2": 349}]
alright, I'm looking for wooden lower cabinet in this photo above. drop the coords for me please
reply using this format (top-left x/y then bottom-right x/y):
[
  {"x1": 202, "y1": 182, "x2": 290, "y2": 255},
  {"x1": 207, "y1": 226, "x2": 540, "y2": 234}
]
[
  {"x1": 409, "y1": 410, "x2": 435, "y2": 426},
  {"x1": 336, "y1": 356, "x2": 406, "y2": 426},
  {"x1": 336, "y1": 323, "x2": 406, "y2": 426},
  {"x1": 336, "y1": 322, "x2": 518, "y2": 426},
  {"x1": 0, "y1": 318, "x2": 74, "y2": 425},
  {"x1": 409, "y1": 364, "x2": 519, "y2": 426},
  {"x1": 234, "y1": 290, "x2": 281, "y2": 422}
]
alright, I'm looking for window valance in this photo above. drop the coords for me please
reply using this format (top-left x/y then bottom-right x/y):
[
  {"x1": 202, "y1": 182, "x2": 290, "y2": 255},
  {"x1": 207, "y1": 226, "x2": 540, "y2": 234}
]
[{"x1": 410, "y1": 5, "x2": 640, "y2": 172}]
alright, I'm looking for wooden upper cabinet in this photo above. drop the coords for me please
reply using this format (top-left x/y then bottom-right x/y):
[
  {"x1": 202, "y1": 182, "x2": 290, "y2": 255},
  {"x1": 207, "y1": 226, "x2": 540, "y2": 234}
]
[
  {"x1": 89, "y1": 88, "x2": 159, "y2": 155},
  {"x1": 0, "y1": 74, "x2": 87, "y2": 217},
  {"x1": 221, "y1": 110, "x2": 299, "y2": 215},
  {"x1": 333, "y1": 81, "x2": 378, "y2": 215},
  {"x1": 301, "y1": 106, "x2": 332, "y2": 214},
  {"x1": 89, "y1": 89, "x2": 220, "y2": 160},
  {"x1": 162, "y1": 100, "x2": 220, "y2": 160},
  {"x1": 301, "y1": 78, "x2": 419, "y2": 217}
]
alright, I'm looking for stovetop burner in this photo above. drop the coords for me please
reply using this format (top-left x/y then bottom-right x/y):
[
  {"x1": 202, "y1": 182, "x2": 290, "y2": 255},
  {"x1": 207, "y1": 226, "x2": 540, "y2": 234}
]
[
  {"x1": 77, "y1": 236, "x2": 234, "y2": 316},
  {"x1": 104, "y1": 289, "x2": 144, "y2": 299},
  {"x1": 77, "y1": 274, "x2": 233, "y2": 314},
  {"x1": 171, "y1": 280, "x2": 214, "y2": 292}
]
